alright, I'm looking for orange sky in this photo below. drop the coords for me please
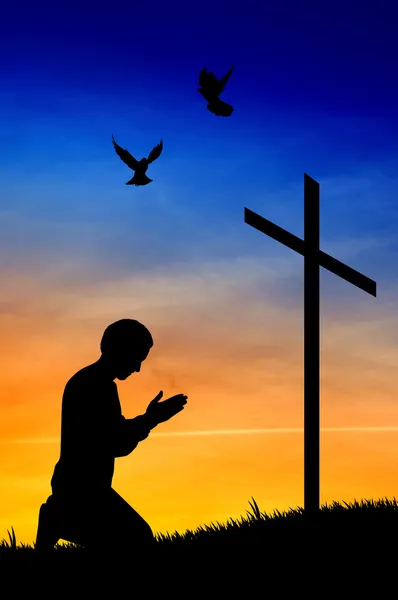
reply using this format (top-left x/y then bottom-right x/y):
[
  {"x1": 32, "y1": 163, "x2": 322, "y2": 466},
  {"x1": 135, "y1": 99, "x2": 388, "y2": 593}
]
[{"x1": 1, "y1": 253, "x2": 397, "y2": 547}]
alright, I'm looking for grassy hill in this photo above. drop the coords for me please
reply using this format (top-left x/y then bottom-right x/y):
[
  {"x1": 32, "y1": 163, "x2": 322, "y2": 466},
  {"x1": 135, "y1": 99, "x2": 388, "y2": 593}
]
[{"x1": 1, "y1": 497, "x2": 396, "y2": 592}]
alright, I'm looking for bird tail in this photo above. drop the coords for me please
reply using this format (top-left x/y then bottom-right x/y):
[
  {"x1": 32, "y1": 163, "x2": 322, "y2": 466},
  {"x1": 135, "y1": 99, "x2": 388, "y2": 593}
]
[
  {"x1": 207, "y1": 98, "x2": 233, "y2": 117},
  {"x1": 126, "y1": 173, "x2": 153, "y2": 186}
]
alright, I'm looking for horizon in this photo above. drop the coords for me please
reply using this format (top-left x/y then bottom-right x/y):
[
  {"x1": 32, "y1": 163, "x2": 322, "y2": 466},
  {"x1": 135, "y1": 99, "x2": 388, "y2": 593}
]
[{"x1": 1, "y1": 1, "x2": 398, "y2": 546}]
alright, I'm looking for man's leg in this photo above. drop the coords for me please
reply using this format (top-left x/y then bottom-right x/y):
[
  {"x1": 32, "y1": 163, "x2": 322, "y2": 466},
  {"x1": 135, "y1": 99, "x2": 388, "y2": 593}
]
[
  {"x1": 83, "y1": 488, "x2": 157, "y2": 560},
  {"x1": 49, "y1": 488, "x2": 156, "y2": 559},
  {"x1": 35, "y1": 499, "x2": 61, "y2": 554}
]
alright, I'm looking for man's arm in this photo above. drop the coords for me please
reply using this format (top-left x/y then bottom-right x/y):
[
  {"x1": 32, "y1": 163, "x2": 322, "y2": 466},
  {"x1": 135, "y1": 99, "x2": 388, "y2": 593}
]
[{"x1": 113, "y1": 413, "x2": 158, "y2": 458}]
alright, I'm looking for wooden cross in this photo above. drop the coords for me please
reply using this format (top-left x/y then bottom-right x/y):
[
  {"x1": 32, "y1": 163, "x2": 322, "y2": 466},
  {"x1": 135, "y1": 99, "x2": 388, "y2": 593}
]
[{"x1": 244, "y1": 173, "x2": 377, "y2": 516}]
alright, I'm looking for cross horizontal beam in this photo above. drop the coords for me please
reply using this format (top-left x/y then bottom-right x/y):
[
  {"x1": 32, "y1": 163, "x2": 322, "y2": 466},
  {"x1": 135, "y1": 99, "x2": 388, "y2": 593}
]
[{"x1": 244, "y1": 207, "x2": 376, "y2": 297}]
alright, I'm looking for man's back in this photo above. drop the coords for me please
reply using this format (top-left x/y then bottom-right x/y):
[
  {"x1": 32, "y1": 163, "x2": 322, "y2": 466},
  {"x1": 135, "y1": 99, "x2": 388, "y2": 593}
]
[{"x1": 51, "y1": 362, "x2": 124, "y2": 495}]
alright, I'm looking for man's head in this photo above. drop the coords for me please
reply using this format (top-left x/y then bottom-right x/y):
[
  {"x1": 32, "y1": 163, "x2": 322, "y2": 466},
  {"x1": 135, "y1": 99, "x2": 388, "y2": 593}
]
[{"x1": 100, "y1": 319, "x2": 153, "y2": 380}]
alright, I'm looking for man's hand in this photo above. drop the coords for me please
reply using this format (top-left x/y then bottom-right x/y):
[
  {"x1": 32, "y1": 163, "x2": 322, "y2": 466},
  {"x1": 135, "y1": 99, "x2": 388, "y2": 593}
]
[{"x1": 145, "y1": 390, "x2": 188, "y2": 426}]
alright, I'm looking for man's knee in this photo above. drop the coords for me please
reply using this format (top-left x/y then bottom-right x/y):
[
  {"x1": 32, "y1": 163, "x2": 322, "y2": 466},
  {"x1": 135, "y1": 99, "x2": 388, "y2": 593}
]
[
  {"x1": 108, "y1": 490, "x2": 155, "y2": 543},
  {"x1": 142, "y1": 522, "x2": 156, "y2": 545},
  {"x1": 97, "y1": 525, "x2": 155, "y2": 556},
  {"x1": 125, "y1": 514, "x2": 155, "y2": 545}
]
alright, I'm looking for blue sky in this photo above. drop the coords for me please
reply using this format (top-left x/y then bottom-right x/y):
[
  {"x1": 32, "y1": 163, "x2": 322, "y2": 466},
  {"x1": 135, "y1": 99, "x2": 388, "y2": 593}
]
[{"x1": 1, "y1": 0, "x2": 397, "y2": 320}]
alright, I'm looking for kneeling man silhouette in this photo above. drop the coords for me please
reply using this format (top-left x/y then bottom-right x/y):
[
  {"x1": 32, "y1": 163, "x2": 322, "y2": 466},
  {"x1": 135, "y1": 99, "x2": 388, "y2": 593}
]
[{"x1": 35, "y1": 319, "x2": 188, "y2": 559}]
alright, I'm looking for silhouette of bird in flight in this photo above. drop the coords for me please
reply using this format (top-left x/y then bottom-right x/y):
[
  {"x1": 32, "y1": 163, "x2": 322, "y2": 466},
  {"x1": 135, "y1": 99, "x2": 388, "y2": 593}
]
[
  {"x1": 112, "y1": 135, "x2": 163, "y2": 186},
  {"x1": 198, "y1": 65, "x2": 234, "y2": 117}
]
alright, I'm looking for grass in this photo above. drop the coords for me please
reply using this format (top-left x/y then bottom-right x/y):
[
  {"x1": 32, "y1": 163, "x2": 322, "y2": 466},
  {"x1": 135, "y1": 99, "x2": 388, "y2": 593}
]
[{"x1": 1, "y1": 497, "x2": 397, "y2": 590}]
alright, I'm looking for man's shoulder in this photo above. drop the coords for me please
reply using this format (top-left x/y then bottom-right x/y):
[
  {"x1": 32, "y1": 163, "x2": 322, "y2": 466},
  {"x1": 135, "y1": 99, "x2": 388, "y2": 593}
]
[{"x1": 64, "y1": 364, "x2": 113, "y2": 391}]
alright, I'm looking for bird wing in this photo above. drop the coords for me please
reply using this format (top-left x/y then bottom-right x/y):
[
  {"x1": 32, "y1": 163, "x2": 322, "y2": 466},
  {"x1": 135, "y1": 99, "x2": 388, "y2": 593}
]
[
  {"x1": 198, "y1": 68, "x2": 220, "y2": 91},
  {"x1": 147, "y1": 139, "x2": 163, "y2": 164},
  {"x1": 219, "y1": 65, "x2": 234, "y2": 91},
  {"x1": 112, "y1": 135, "x2": 139, "y2": 170},
  {"x1": 207, "y1": 99, "x2": 234, "y2": 117}
]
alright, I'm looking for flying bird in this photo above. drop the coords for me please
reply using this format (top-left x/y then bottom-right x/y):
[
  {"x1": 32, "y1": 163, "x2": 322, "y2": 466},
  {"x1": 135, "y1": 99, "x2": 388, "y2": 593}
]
[
  {"x1": 111, "y1": 135, "x2": 163, "y2": 185},
  {"x1": 198, "y1": 65, "x2": 234, "y2": 117}
]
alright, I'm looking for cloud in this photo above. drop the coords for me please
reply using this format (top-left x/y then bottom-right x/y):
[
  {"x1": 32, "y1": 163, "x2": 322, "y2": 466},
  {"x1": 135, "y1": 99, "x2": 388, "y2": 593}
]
[
  {"x1": 0, "y1": 221, "x2": 393, "y2": 359},
  {"x1": 1, "y1": 153, "x2": 397, "y2": 298},
  {"x1": 7, "y1": 425, "x2": 398, "y2": 444}
]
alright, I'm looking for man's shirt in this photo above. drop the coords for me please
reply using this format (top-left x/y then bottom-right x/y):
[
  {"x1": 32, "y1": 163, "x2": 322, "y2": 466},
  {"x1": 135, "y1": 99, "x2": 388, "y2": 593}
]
[{"x1": 51, "y1": 362, "x2": 151, "y2": 494}]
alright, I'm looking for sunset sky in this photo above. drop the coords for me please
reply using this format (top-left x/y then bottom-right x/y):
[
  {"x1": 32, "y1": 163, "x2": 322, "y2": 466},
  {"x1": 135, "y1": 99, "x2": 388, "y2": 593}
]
[{"x1": 1, "y1": 1, "x2": 398, "y2": 547}]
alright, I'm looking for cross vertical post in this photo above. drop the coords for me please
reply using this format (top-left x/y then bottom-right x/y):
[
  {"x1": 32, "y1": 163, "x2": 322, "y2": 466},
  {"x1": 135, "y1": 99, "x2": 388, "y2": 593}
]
[
  {"x1": 304, "y1": 174, "x2": 320, "y2": 516},
  {"x1": 244, "y1": 173, "x2": 377, "y2": 516}
]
